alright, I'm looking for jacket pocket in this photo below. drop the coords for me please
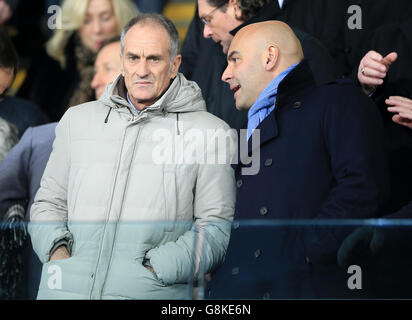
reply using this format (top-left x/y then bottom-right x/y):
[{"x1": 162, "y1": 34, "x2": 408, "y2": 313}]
[
  {"x1": 163, "y1": 165, "x2": 177, "y2": 232},
  {"x1": 37, "y1": 256, "x2": 85, "y2": 299},
  {"x1": 140, "y1": 258, "x2": 166, "y2": 286}
]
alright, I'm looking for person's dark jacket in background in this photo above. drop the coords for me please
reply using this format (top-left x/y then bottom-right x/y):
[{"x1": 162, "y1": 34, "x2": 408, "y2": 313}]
[
  {"x1": 366, "y1": 18, "x2": 412, "y2": 88},
  {"x1": 255, "y1": 0, "x2": 412, "y2": 77},
  {"x1": 0, "y1": 95, "x2": 48, "y2": 137},
  {"x1": 17, "y1": 35, "x2": 95, "y2": 122},
  {"x1": 229, "y1": 1, "x2": 340, "y2": 82},
  {"x1": 133, "y1": 0, "x2": 167, "y2": 13},
  {"x1": 0, "y1": 122, "x2": 56, "y2": 299},
  {"x1": 342, "y1": 0, "x2": 412, "y2": 78},
  {"x1": 337, "y1": 199, "x2": 412, "y2": 299},
  {"x1": 371, "y1": 80, "x2": 412, "y2": 214},
  {"x1": 263, "y1": 0, "x2": 346, "y2": 75},
  {"x1": 337, "y1": 73, "x2": 412, "y2": 300},
  {"x1": 5, "y1": 0, "x2": 47, "y2": 67},
  {"x1": 206, "y1": 61, "x2": 389, "y2": 299},
  {"x1": 357, "y1": 19, "x2": 412, "y2": 213}
]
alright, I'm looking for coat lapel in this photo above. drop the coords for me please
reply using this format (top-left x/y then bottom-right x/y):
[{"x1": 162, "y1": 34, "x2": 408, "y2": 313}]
[
  {"x1": 248, "y1": 110, "x2": 279, "y2": 151},
  {"x1": 233, "y1": 110, "x2": 278, "y2": 171}
]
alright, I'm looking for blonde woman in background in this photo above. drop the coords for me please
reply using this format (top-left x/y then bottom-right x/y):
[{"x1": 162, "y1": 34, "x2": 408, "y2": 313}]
[{"x1": 17, "y1": 0, "x2": 138, "y2": 121}]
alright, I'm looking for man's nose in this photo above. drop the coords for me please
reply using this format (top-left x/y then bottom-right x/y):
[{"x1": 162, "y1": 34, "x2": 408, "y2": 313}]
[
  {"x1": 91, "y1": 71, "x2": 102, "y2": 89},
  {"x1": 136, "y1": 60, "x2": 150, "y2": 78},
  {"x1": 221, "y1": 65, "x2": 232, "y2": 83},
  {"x1": 203, "y1": 24, "x2": 213, "y2": 39}
]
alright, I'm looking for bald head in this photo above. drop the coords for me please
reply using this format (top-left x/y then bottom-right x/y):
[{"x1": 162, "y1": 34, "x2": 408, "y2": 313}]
[
  {"x1": 233, "y1": 21, "x2": 303, "y2": 70},
  {"x1": 222, "y1": 21, "x2": 304, "y2": 110}
]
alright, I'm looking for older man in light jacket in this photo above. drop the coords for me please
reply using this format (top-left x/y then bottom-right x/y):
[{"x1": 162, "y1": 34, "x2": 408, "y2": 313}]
[{"x1": 29, "y1": 14, "x2": 236, "y2": 300}]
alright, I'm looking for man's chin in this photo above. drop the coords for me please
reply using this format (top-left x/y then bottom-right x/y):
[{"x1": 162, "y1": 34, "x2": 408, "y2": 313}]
[
  {"x1": 130, "y1": 89, "x2": 154, "y2": 101},
  {"x1": 221, "y1": 43, "x2": 229, "y2": 54},
  {"x1": 220, "y1": 39, "x2": 232, "y2": 54},
  {"x1": 235, "y1": 100, "x2": 249, "y2": 111},
  {"x1": 129, "y1": 94, "x2": 157, "y2": 108},
  {"x1": 95, "y1": 89, "x2": 104, "y2": 100}
]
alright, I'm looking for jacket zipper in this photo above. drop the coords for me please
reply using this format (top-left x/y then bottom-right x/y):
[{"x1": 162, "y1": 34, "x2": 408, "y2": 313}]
[
  {"x1": 88, "y1": 123, "x2": 129, "y2": 299},
  {"x1": 99, "y1": 122, "x2": 143, "y2": 296}
]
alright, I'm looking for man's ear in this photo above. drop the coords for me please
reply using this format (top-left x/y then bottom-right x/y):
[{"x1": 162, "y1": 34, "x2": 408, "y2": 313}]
[
  {"x1": 171, "y1": 54, "x2": 182, "y2": 78},
  {"x1": 265, "y1": 45, "x2": 279, "y2": 71},
  {"x1": 229, "y1": 0, "x2": 242, "y2": 20},
  {"x1": 120, "y1": 55, "x2": 124, "y2": 76}
]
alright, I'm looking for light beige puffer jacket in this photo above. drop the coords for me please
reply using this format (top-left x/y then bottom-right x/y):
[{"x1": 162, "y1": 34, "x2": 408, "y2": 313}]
[{"x1": 29, "y1": 73, "x2": 236, "y2": 299}]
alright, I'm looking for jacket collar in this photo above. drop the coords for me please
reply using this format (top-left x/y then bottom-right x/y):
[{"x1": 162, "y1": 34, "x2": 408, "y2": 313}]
[
  {"x1": 257, "y1": 60, "x2": 315, "y2": 142},
  {"x1": 233, "y1": 60, "x2": 316, "y2": 170},
  {"x1": 276, "y1": 60, "x2": 316, "y2": 110},
  {"x1": 230, "y1": 1, "x2": 282, "y2": 37},
  {"x1": 116, "y1": 76, "x2": 129, "y2": 102},
  {"x1": 108, "y1": 75, "x2": 173, "y2": 115},
  {"x1": 102, "y1": 73, "x2": 207, "y2": 119}
]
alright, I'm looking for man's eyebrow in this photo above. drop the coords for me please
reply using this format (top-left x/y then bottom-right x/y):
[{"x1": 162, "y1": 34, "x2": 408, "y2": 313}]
[
  {"x1": 146, "y1": 54, "x2": 161, "y2": 59},
  {"x1": 125, "y1": 52, "x2": 162, "y2": 59},
  {"x1": 227, "y1": 50, "x2": 240, "y2": 61},
  {"x1": 126, "y1": 52, "x2": 139, "y2": 58}
]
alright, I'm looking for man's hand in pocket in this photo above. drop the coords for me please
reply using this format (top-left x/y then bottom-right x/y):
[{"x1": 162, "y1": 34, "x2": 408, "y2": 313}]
[{"x1": 50, "y1": 245, "x2": 71, "y2": 261}]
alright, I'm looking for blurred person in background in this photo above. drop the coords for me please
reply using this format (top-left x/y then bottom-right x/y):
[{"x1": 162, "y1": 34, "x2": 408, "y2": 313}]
[
  {"x1": 45, "y1": 0, "x2": 167, "y2": 16},
  {"x1": 0, "y1": 116, "x2": 18, "y2": 299},
  {"x1": 91, "y1": 36, "x2": 122, "y2": 99},
  {"x1": 43, "y1": 0, "x2": 167, "y2": 41},
  {"x1": 0, "y1": 0, "x2": 14, "y2": 24},
  {"x1": 337, "y1": 46, "x2": 412, "y2": 298},
  {"x1": 356, "y1": 22, "x2": 412, "y2": 214},
  {"x1": 0, "y1": 116, "x2": 18, "y2": 164},
  {"x1": 1, "y1": 0, "x2": 48, "y2": 69},
  {"x1": 17, "y1": 0, "x2": 138, "y2": 122},
  {"x1": 0, "y1": 28, "x2": 47, "y2": 137}
]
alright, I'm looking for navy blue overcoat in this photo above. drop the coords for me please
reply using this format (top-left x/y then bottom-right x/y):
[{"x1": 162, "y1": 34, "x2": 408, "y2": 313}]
[{"x1": 207, "y1": 60, "x2": 389, "y2": 299}]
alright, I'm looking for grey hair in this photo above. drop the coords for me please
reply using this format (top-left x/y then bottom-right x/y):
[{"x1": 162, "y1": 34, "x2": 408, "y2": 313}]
[
  {"x1": 0, "y1": 117, "x2": 18, "y2": 164},
  {"x1": 120, "y1": 13, "x2": 180, "y2": 62}
]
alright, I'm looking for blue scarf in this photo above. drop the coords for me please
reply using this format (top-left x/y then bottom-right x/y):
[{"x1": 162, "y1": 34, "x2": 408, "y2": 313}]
[{"x1": 247, "y1": 62, "x2": 299, "y2": 140}]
